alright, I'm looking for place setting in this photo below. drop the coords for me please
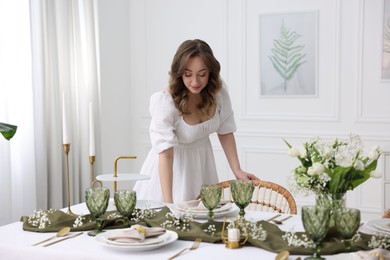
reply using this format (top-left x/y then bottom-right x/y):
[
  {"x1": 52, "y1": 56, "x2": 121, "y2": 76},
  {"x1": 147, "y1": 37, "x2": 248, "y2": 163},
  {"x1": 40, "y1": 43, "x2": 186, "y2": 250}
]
[
  {"x1": 359, "y1": 218, "x2": 390, "y2": 237},
  {"x1": 95, "y1": 225, "x2": 178, "y2": 252}
]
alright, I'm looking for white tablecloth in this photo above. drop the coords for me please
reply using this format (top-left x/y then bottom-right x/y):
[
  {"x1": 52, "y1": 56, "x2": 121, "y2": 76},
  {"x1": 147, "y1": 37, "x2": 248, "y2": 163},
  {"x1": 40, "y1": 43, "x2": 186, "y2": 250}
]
[{"x1": 0, "y1": 202, "x2": 380, "y2": 260}]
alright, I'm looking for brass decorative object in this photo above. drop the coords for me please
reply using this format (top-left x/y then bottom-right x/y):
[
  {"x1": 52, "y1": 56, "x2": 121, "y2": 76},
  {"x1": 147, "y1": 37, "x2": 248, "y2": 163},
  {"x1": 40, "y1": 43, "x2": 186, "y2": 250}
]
[
  {"x1": 89, "y1": 155, "x2": 102, "y2": 187},
  {"x1": 221, "y1": 217, "x2": 248, "y2": 249},
  {"x1": 113, "y1": 155, "x2": 137, "y2": 192},
  {"x1": 63, "y1": 144, "x2": 75, "y2": 215}
]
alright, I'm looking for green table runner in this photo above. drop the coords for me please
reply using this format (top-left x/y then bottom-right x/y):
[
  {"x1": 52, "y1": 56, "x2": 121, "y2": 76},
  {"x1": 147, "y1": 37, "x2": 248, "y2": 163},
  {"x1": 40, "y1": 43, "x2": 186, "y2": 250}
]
[{"x1": 21, "y1": 207, "x2": 385, "y2": 255}]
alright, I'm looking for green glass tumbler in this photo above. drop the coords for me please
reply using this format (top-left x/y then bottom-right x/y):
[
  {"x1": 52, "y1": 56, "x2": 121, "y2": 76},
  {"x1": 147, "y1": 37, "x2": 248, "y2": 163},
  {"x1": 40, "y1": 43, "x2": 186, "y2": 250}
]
[
  {"x1": 200, "y1": 184, "x2": 222, "y2": 221},
  {"x1": 231, "y1": 180, "x2": 254, "y2": 218},
  {"x1": 301, "y1": 205, "x2": 331, "y2": 260},
  {"x1": 114, "y1": 190, "x2": 137, "y2": 227},
  {"x1": 334, "y1": 207, "x2": 361, "y2": 252},
  {"x1": 85, "y1": 187, "x2": 110, "y2": 236}
]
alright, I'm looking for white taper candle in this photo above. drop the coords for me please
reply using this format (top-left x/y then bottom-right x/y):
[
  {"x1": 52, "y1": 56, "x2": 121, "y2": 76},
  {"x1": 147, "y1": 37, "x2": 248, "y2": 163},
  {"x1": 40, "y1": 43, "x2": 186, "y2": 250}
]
[
  {"x1": 62, "y1": 92, "x2": 70, "y2": 144},
  {"x1": 89, "y1": 102, "x2": 95, "y2": 156}
]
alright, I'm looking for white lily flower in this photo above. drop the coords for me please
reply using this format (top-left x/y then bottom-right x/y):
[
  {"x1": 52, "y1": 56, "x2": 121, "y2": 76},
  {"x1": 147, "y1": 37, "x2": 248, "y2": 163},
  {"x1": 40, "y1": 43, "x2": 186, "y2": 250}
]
[
  {"x1": 353, "y1": 160, "x2": 364, "y2": 171},
  {"x1": 288, "y1": 147, "x2": 300, "y2": 157},
  {"x1": 369, "y1": 171, "x2": 382, "y2": 178}
]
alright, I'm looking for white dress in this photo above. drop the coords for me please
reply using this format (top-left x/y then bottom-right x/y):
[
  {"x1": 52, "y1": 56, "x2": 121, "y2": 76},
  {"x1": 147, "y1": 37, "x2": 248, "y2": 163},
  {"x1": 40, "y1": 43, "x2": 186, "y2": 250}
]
[{"x1": 133, "y1": 85, "x2": 237, "y2": 203}]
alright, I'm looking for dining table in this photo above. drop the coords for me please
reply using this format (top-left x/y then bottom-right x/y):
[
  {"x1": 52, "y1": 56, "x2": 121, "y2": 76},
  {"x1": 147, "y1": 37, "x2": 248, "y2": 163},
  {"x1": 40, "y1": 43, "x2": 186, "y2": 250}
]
[{"x1": 0, "y1": 200, "x2": 388, "y2": 260}]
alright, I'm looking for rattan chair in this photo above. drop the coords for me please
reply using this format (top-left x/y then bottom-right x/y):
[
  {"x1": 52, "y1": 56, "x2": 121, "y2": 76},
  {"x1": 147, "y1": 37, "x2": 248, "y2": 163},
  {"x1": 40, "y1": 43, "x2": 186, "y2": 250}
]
[
  {"x1": 214, "y1": 179, "x2": 297, "y2": 215},
  {"x1": 384, "y1": 209, "x2": 390, "y2": 218}
]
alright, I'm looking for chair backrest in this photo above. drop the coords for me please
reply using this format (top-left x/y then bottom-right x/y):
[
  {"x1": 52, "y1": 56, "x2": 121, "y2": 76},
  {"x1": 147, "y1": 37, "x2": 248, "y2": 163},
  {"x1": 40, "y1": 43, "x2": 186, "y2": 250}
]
[
  {"x1": 216, "y1": 179, "x2": 297, "y2": 215},
  {"x1": 384, "y1": 209, "x2": 390, "y2": 218}
]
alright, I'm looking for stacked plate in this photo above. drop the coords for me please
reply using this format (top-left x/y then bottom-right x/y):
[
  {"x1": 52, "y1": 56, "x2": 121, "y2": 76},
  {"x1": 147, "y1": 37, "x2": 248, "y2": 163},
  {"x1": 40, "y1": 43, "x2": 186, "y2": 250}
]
[
  {"x1": 95, "y1": 229, "x2": 178, "y2": 252},
  {"x1": 360, "y1": 219, "x2": 390, "y2": 236},
  {"x1": 171, "y1": 200, "x2": 238, "y2": 219}
]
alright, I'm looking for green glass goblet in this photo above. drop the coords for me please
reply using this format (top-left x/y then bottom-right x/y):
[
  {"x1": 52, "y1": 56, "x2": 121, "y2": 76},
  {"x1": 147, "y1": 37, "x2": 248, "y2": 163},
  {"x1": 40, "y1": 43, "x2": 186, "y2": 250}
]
[
  {"x1": 114, "y1": 190, "x2": 137, "y2": 227},
  {"x1": 85, "y1": 187, "x2": 110, "y2": 236},
  {"x1": 200, "y1": 184, "x2": 222, "y2": 222},
  {"x1": 301, "y1": 205, "x2": 331, "y2": 260},
  {"x1": 231, "y1": 180, "x2": 254, "y2": 218},
  {"x1": 334, "y1": 207, "x2": 361, "y2": 252}
]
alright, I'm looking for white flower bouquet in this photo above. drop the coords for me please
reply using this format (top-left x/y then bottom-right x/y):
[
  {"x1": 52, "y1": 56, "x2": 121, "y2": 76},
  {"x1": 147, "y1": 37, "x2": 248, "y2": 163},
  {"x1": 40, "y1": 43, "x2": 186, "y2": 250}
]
[{"x1": 284, "y1": 134, "x2": 382, "y2": 197}]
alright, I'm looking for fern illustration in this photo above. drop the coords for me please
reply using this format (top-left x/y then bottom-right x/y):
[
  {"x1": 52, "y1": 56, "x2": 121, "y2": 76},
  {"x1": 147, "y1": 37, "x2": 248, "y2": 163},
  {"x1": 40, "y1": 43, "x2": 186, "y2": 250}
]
[
  {"x1": 383, "y1": 17, "x2": 390, "y2": 53},
  {"x1": 269, "y1": 20, "x2": 306, "y2": 92}
]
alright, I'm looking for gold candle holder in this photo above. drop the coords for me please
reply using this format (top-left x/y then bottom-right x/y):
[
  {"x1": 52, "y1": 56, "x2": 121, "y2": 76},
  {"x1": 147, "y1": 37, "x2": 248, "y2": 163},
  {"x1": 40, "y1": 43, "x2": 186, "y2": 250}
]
[
  {"x1": 221, "y1": 217, "x2": 248, "y2": 249},
  {"x1": 89, "y1": 155, "x2": 96, "y2": 187},
  {"x1": 63, "y1": 144, "x2": 75, "y2": 215}
]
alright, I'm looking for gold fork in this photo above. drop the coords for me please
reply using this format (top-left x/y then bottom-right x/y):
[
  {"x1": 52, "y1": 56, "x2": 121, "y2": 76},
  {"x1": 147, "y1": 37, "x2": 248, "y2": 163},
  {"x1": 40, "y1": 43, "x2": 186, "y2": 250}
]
[{"x1": 168, "y1": 238, "x2": 202, "y2": 260}]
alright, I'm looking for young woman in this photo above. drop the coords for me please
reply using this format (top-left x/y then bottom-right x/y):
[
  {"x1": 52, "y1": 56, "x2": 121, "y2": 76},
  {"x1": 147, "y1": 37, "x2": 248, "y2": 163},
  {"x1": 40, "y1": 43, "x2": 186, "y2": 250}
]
[{"x1": 133, "y1": 39, "x2": 258, "y2": 203}]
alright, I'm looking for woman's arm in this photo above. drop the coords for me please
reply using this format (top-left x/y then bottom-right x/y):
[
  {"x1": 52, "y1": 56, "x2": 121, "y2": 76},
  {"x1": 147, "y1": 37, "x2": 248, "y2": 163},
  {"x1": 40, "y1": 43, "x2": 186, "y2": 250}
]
[
  {"x1": 218, "y1": 133, "x2": 259, "y2": 180},
  {"x1": 159, "y1": 147, "x2": 174, "y2": 203}
]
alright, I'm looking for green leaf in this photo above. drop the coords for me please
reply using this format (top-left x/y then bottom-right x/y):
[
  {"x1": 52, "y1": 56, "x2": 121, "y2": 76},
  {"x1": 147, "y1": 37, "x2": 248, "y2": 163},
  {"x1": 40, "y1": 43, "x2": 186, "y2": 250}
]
[{"x1": 0, "y1": 122, "x2": 17, "y2": 140}]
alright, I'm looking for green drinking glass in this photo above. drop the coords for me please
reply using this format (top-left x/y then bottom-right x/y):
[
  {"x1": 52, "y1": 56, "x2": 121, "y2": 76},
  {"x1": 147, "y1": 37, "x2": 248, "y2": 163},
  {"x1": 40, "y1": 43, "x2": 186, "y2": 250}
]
[
  {"x1": 231, "y1": 180, "x2": 254, "y2": 218},
  {"x1": 85, "y1": 187, "x2": 110, "y2": 236},
  {"x1": 200, "y1": 184, "x2": 222, "y2": 221},
  {"x1": 114, "y1": 190, "x2": 137, "y2": 227},
  {"x1": 334, "y1": 207, "x2": 361, "y2": 252},
  {"x1": 301, "y1": 205, "x2": 331, "y2": 260}
]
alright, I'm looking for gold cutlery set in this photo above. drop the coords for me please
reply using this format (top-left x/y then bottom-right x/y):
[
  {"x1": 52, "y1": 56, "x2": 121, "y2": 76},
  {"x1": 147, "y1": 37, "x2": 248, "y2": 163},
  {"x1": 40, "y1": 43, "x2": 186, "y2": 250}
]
[{"x1": 32, "y1": 227, "x2": 83, "y2": 247}]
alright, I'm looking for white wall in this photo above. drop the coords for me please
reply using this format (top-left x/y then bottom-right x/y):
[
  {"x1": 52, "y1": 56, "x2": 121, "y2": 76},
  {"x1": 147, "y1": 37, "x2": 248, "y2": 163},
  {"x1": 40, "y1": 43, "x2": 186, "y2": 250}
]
[{"x1": 97, "y1": 0, "x2": 390, "y2": 221}]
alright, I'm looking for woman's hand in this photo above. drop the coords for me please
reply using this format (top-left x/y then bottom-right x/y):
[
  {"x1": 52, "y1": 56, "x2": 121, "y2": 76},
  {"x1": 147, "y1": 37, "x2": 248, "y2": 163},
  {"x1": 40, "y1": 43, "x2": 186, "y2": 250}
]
[{"x1": 234, "y1": 169, "x2": 259, "y2": 180}]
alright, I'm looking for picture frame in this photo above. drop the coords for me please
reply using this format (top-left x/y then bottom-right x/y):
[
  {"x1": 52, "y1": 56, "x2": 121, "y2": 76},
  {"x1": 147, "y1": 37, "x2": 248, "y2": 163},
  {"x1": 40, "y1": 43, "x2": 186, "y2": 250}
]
[
  {"x1": 382, "y1": 0, "x2": 390, "y2": 80},
  {"x1": 259, "y1": 11, "x2": 318, "y2": 96}
]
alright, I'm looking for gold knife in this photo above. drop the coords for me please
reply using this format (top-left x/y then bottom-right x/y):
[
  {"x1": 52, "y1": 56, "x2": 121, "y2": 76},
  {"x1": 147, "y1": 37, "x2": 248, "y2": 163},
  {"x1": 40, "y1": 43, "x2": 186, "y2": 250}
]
[
  {"x1": 265, "y1": 213, "x2": 281, "y2": 221},
  {"x1": 42, "y1": 232, "x2": 83, "y2": 247}
]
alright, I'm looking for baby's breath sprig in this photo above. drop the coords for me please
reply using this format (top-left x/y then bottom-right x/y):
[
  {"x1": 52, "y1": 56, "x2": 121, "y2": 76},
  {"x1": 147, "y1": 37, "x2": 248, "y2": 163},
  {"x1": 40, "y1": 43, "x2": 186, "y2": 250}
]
[
  {"x1": 237, "y1": 218, "x2": 267, "y2": 241},
  {"x1": 107, "y1": 212, "x2": 122, "y2": 219},
  {"x1": 203, "y1": 224, "x2": 216, "y2": 237},
  {"x1": 160, "y1": 211, "x2": 194, "y2": 232},
  {"x1": 131, "y1": 208, "x2": 157, "y2": 223},
  {"x1": 282, "y1": 231, "x2": 314, "y2": 248},
  {"x1": 73, "y1": 215, "x2": 86, "y2": 228},
  {"x1": 27, "y1": 209, "x2": 57, "y2": 229},
  {"x1": 368, "y1": 233, "x2": 390, "y2": 249}
]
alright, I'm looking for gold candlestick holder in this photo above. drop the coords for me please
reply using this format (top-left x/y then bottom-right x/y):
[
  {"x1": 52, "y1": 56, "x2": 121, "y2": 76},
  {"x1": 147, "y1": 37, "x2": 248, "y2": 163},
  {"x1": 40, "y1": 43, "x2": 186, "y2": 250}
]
[
  {"x1": 89, "y1": 156, "x2": 103, "y2": 188},
  {"x1": 89, "y1": 155, "x2": 96, "y2": 186},
  {"x1": 63, "y1": 144, "x2": 75, "y2": 215}
]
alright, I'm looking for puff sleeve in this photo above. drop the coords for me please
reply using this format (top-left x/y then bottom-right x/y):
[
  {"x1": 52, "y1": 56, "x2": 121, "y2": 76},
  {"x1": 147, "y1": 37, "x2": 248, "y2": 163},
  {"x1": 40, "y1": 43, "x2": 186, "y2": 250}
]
[
  {"x1": 216, "y1": 83, "x2": 237, "y2": 134},
  {"x1": 149, "y1": 91, "x2": 179, "y2": 153}
]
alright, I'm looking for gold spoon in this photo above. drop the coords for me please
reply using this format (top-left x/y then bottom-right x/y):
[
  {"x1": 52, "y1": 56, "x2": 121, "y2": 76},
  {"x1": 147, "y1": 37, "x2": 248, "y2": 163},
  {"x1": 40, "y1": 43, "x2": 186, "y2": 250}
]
[
  {"x1": 275, "y1": 250, "x2": 289, "y2": 260},
  {"x1": 272, "y1": 215, "x2": 293, "y2": 225},
  {"x1": 32, "y1": 227, "x2": 71, "y2": 246}
]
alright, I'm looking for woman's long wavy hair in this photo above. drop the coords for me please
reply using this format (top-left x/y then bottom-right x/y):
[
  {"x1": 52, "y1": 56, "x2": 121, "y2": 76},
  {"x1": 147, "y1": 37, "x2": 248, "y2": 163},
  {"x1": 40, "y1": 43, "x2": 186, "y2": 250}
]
[{"x1": 168, "y1": 39, "x2": 222, "y2": 115}]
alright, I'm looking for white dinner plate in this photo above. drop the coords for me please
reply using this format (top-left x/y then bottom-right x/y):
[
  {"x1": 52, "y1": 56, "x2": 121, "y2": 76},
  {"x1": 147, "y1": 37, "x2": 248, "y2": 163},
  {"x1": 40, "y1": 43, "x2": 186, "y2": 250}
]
[
  {"x1": 136, "y1": 200, "x2": 165, "y2": 210},
  {"x1": 171, "y1": 204, "x2": 239, "y2": 219},
  {"x1": 175, "y1": 201, "x2": 232, "y2": 214},
  {"x1": 367, "y1": 219, "x2": 390, "y2": 233},
  {"x1": 99, "y1": 229, "x2": 168, "y2": 246},
  {"x1": 359, "y1": 220, "x2": 390, "y2": 236},
  {"x1": 95, "y1": 230, "x2": 178, "y2": 252}
]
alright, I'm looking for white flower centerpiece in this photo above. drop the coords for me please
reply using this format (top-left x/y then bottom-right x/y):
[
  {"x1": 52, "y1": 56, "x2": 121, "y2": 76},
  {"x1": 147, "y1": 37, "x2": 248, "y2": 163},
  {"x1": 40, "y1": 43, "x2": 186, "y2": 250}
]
[{"x1": 284, "y1": 134, "x2": 382, "y2": 210}]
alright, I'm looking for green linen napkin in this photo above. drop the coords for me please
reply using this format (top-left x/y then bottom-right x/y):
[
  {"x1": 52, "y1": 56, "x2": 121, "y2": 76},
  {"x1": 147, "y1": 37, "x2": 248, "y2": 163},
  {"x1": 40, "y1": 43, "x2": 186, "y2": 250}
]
[{"x1": 21, "y1": 207, "x2": 379, "y2": 255}]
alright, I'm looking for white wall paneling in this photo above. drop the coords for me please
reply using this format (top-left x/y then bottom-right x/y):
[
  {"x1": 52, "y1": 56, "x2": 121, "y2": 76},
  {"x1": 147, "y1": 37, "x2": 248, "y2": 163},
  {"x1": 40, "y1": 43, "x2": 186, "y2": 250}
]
[
  {"x1": 97, "y1": 0, "x2": 390, "y2": 221},
  {"x1": 357, "y1": 0, "x2": 390, "y2": 123}
]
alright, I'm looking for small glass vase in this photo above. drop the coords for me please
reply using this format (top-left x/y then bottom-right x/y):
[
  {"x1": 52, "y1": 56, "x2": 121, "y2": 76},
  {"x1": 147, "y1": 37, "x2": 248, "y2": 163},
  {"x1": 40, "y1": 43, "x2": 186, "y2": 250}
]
[{"x1": 315, "y1": 192, "x2": 346, "y2": 228}]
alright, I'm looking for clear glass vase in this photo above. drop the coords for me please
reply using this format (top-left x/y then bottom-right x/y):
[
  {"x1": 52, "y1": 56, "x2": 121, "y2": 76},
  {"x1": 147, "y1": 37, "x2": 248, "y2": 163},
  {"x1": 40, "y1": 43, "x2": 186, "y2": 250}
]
[{"x1": 315, "y1": 192, "x2": 346, "y2": 228}]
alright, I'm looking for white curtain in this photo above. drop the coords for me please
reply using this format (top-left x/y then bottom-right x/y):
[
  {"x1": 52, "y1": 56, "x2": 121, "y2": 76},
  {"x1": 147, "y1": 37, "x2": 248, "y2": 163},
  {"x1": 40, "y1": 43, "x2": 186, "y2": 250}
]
[{"x1": 0, "y1": 0, "x2": 101, "y2": 226}]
